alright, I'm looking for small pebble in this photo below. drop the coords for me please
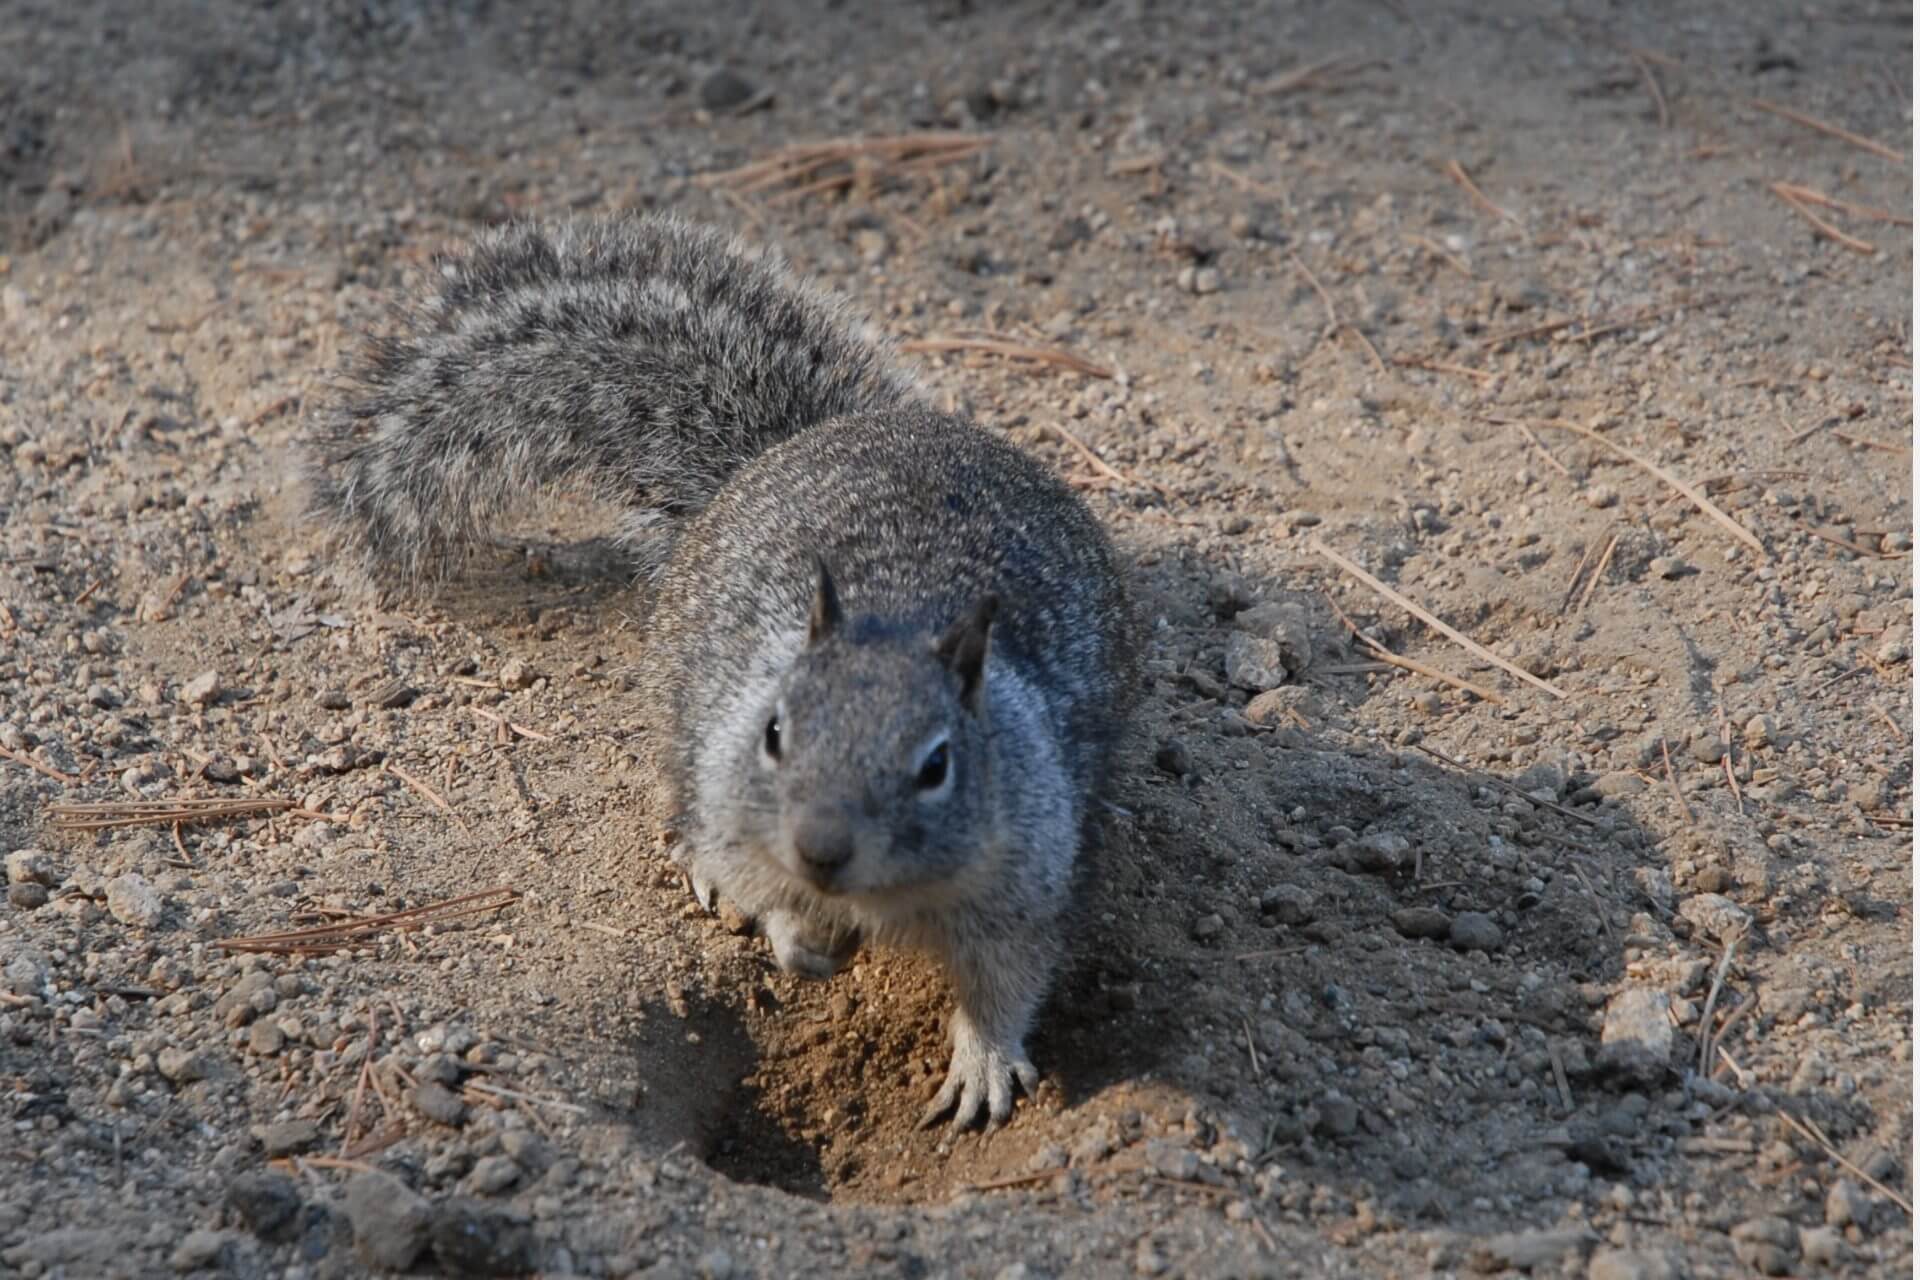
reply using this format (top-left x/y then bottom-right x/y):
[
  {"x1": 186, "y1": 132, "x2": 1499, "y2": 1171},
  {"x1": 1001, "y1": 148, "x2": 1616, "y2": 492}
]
[
  {"x1": 1191, "y1": 913, "x2": 1225, "y2": 941},
  {"x1": 1447, "y1": 912, "x2": 1503, "y2": 951},
  {"x1": 344, "y1": 1170, "x2": 432, "y2": 1270},
  {"x1": 1648, "y1": 556, "x2": 1692, "y2": 580},
  {"x1": 8, "y1": 883, "x2": 49, "y2": 910},
  {"x1": 4, "y1": 849, "x2": 55, "y2": 885},
  {"x1": 1596, "y1": 988, "x2": 1672, "y2": 1086},
  {"x1": 169, "y1": 1229, "x2": 226, "y2": 1273},
  {"x1": 179, "y1": 670, "x2": 222, "y2": 706},
  {"x1": 467, "y1": 1153, "x2": 521, "y2": 1195},
  {"x1": 1743, "y1": 715, "x2": 1775, "y2": 749},
  {"x1": 260, "y1": 1119, "x2": 319, "y2": 1157},
  {"x1": 105, "y1": 872, "x2": 165, "y2": 927},
  {"x1": 497, "y1": 657, "x2": 535, "y2": 689},
  {"x1": 1391, "y1": 907, "x2": 1452, "y2": 940},
  {"x1": 1154, "y1": 739, "x2": 1192, "y2": 777},
  {"x1": 699, "y1": 68, "x2": 757, "y2": 112}
]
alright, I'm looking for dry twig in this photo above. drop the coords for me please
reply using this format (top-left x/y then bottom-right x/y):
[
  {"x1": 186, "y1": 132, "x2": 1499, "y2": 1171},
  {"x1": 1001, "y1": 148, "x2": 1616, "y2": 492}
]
[
  {"x1": 215, "y1": 887, "x2": 520, "y2": 955},
  {"x1": 0, "y1": 746, "x2": 84, "y2": 786},
  {"x1": 1749, "y1": 99, "x2": 1905, "y2": 165},
  {"x1": 900, "y1": 335, "x2": 1113, "y2": 379},
  {"x1": 1576, "y1": 535, "x2": 1619, "y2": 615},
  {"x1": 1322, "y1": 590, "x2": 1507, "y2": 705},
  {"x1": 1311, "y1": 540, "x2": 1568, "y2": 699},
  {"x1": 1502, "y1": 417, "x2": 1768, "y2": 558},
  {"x1": 1768, "y1": 183, "x2": 1877, "y2": 255},
  {"x1": 1658, "y1": 738, "x2": 1695, "y2": 826},
  {"x1": 1444, "y1": 159, "x2": 1515, "y2": 223},
  {"x1": 1775, "y1": 1109, "x2": 1913, "y2": 1216},
  {"x1": 384, "y1": 761, "x2": 474, "y2": 837},
  {"x1": 50, "y1": 796, "x2": 297, "y2": 831}
]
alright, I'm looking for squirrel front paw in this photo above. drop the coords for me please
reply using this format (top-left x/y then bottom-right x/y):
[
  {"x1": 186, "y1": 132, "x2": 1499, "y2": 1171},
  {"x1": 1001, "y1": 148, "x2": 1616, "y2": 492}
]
[
  {"x1": 763, "y1": 909, "x2": 861, "y2": 980},
  {"x1": 919, "y1": 1017, "x2": 1040, "y2": 1132}
]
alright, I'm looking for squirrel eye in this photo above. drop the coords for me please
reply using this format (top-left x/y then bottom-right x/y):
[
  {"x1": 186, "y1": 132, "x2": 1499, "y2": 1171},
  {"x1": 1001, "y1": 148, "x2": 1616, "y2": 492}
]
[
  {"x1": 763, "y1": 715, "x2": 782, "y2": 761},
  {"x1": 915, "y1": 741, "x2": 949, "y2": 791}
]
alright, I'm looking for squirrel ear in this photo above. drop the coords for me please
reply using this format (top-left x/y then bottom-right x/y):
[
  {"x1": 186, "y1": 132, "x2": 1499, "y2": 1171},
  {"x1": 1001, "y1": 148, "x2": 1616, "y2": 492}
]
[
  {"x1": 934, "y1": 594, "x2": 999, "y2": 705},
  {"x1": 808, "y1": 560, "x2": 842, "y2": 646}
]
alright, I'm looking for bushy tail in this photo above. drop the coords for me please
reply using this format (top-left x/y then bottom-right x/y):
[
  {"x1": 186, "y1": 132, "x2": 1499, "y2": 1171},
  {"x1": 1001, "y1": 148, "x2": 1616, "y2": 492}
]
[{"x1": 304, "y1": 213, "x2": 919, "y2": 584}]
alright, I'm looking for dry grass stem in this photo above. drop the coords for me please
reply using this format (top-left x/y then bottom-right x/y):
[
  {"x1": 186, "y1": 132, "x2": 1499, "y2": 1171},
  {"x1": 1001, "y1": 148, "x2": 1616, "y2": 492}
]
[
  {"x1": 1547, "y1": 1041, "x2": 1574, "y2": 1112},
  {"x1": 696, "y1": 132, "x2": 988, "y2": 200},
  {"x1": 1406, "y1": 233, "x2": 1474, "y2": 278},
  {"x1": 1560, "y1": 540, "x2": 1600, "y2": 614},
  {"x1": 1323, "y1": 589, "x2": 1507, "y2": 705},
  {"x1": 1040, "y1": 422, "x2": 1172, "y2": 499},
  {"x1": 1628, "y1": 51, "x2": 1670, "y2": 127},
  {"x1": 1311, "y1": 540, "x2": 1569, "y2": 699},
  {"x1": 1768, "y1": 183, "x2": 1878, "y2": 255},
  {"x1": 1288, "y1": 251, "x2": 1387, "y2": 377},
  {"x1": 1414, "y1": 742, "x2": 1602, "y2": 829},
  {"x1": 1395, "y1": 354, "x2": 1495, "y2": 385},
  {"x1": 1830, "y1": 431, "x2": 1909, "y2": 456},
  {"x1": 1509, "y1": 417, "x2": 1768, "y2": 558},
  {"x1": 384, "y1": 761, "x2": 474, "y2": 837},
  {"x1": 1697, "y1": 932, "x2": 1743, "y2": 1075},
  {"x1": 0, "y1": 746, "x2": 85, "y2": 786},
  {"x1": 470, "y1": 707, "x2": 553, "y2": 742},
  {"x1": 1252, "y1": 53, "x2": 1376, "y2": 97},
  {"x1": 1658, "y1": 738, "x2": 1695, "y2": 826},
  {"x1": 50, "y1": 796, "x2": 297, "y2": 831},
  {"x1": 900, "y1": 335, "x2": 1114, "y2": 379},
  {"x1": 1507, "y1": 419, "x2": 1574, "y2": 479},
  {"x1": 1444, "y1": 159, "x2": 1515, "y2": 223},
  {"x1": 464, "y1": 1080, "x2": 590, "y2": 1116},
  {"x1": 1577, "y1": 535, "x2": 1619, "y2": 614},
  {"x1": 1775, "y1": 1109, "x2": 1914, "y2": 1215},
  {"x1": 215, "y1": 886, "x2": 521, "y2": 955},
  {"x1": 1749, "y1": 99, "x2": 1905, "y2": 165},
  {"x1": 1771, "y1": 182, "x2": 1911, "y2": 226}
]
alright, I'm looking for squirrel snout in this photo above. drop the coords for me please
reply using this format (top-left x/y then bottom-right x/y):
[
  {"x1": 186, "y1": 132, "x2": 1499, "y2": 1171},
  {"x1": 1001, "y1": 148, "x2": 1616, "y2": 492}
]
[{"x1": 788, "y1": 812, "x2": 857, "y2": 890}]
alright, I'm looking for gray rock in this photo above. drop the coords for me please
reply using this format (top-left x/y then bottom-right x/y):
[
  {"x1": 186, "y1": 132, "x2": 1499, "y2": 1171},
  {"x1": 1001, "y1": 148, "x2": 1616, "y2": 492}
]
[
  {"x1": 105, "y1": 872, "x2": 165, "y2": 927},
  {"x1": 697, "y1": 1247, "x2": 737, "y2": 1279},
  {"x1": 1391, "y1": 907, "x2": 1452, "y2": 940},
  {"x1": 1677, "y1": 893, "x2": 1751, "y2": 944},
  {"x1": 1648, "y1": 556, "x2": 1693, "y2": 580},
  {"x1": 214, "y1": 972, "x2": 277, "y2": 1026},
  {"x1": 5, "y1": 849, "x2": 55, "y2": 885},
  {"x1": 1596, "y1": 989, "x2": 1672, "y2": 1086},
  {"x1": 1689, "y1": 732, "x2": 1725, "y2": 764},
  {"x1": 1799, "y1": 1225, "x2": 1849, "y2": 1267},
  {"x1": 1258, "y1": 884, "x2": 1315, "y2": 925},
  {"x1": 1154, "y1": 739, "x2": 1192, "y2": 777},
  {"x1": 1350, "y1": 831, "x2": 1411, "y2": 873},
  {"x1": 8, "y1": 883, "x2": 48, "y2": 910},
  {"x1": 467, "y1": 1153, "x2": 521, "y2": 1195},
  {"x1": 1315, "y1": 1096, "x2": 1359, "y2": 1138},
  {"x1": 1592, "y1": 771, "x2": 1647, "y2": 798},
  {"x1": 1876, "y1": 632, "x2": 1909, "y2": 665},
  {"x1": 227, "y1": 1172, "x2": 302, "y2": 1240},
  {"x1": 246, "y1": 1021, "x2": 285, "y2": 1055},
  {"x1": 1448, "y1": 912, "x2": 1504, "y2": 952},
  {"x1": 1224, "y1": 633, "x2": 1286, "y2": 691},
  {"x1": 180, "y1": 670, "x2": 222, "y2": 706},
  {"x1": 1587, "y1": 1247, "x2": 1683, "y2": 1280},
  {"x1": 169, "y1": 1229, "x2": 226, "y2": 1272},
  {"x1": 1190, "y1": 913, "x2": 1225, "y2": 941},
  {"x1": 412, "y1": 1079, "x2": 468, "y2": 1126},
  {"x1": 157, "y1": 1046, "x2": 211, "y2": 1083},
  {"x1": 1476, "y1": 1228, "x2": 1594, "y2": 1271},
  {"x1": 1824, "y1": 1178, "x2": 1872, "y2": 1229},
  {"x1": 344, "y1": 1170, "x2": 432, "y2": 1271},
  {"x1": 698, "y1": 68, "x2": 757, "y2": 112},
  {"x1": 429, "y1": 1199, "x2": 535, "y2": 1276},
  {"x1": 1743, "y1": 715, "x2": 1775, "y2": 749},
  {"x1": 260, "y1": 1119, "x2": 319, "y2": 1157}
]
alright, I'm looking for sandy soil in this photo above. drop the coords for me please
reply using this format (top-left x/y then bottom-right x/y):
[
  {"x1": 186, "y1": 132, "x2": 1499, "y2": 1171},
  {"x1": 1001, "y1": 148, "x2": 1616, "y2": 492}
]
[{"x1": 1, "y1": 1, "x2": 1912, "y2": 1276}]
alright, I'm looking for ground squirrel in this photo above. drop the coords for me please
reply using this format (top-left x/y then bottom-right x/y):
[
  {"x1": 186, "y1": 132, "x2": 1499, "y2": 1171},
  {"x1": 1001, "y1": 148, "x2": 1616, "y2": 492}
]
[{"x1": 305, "y1": 214, "x2": 1136, "y2": 1130}]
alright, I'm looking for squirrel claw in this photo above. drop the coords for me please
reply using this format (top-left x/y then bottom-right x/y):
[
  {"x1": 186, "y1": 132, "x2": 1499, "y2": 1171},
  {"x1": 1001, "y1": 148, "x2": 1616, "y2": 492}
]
[
  {"x1": 685, "y1": 870, "x2": 721, "y2": 915},
  {"x1": 919, "y1": 1027, "x2": 1039, "y2": 1133}
]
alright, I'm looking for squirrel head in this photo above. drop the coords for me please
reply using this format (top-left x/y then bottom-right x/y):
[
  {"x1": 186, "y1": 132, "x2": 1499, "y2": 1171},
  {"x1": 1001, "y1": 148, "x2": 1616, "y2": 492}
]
[{"x1": 745, "y1": 563, "x2": 1003, "y2": 901}]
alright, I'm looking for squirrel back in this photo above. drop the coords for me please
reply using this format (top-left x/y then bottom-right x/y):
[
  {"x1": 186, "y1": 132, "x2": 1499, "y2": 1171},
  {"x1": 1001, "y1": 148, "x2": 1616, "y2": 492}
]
[{"x1": 305, "y1": 212, "x2": 1136, "y2": 1131}]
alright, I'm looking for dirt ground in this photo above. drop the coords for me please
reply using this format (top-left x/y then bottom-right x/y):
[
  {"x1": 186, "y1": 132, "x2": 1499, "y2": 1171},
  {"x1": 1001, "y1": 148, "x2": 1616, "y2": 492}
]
[{"x1": 0, "y1": 1, "x2": 1913, "y2": 1276}]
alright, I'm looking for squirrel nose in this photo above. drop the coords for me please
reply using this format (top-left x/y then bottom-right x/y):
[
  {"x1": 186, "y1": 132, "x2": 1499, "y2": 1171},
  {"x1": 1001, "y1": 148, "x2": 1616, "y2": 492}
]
[{"x1": 790, "y1": 813, "x2": 855, "y2": 887}]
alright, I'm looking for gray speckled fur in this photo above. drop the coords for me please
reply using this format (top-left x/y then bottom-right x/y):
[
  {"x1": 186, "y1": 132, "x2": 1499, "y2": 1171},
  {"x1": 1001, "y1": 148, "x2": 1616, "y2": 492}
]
[{"x1": 305, "y1": 214, "x2": 1135, "y2": 1130}]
